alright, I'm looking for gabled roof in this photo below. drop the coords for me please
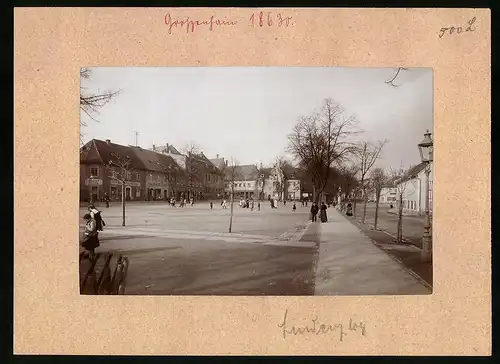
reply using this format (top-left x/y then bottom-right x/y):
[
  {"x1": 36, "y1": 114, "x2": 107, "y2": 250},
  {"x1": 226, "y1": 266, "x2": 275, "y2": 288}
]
[
  {"x1": 129, "y1": 146, "x2": 182, "y2": 174},
  {"x1": 81, "y1": 139, "x2": 145, "y2": 170},
  {"x1": 224, "y1": 164, "x2": 259, "y2": 181},
  {"x1": 209, "y1": 157, "x2": 226, "y2": 170},
  {"x1": 188, "y1": 152, "x2": 222, "y2": 174},
  {"x1": 81, "y1": 139, "x2": 182, "y2": 173},
  {"x1": 399, "y1": 162, "x2": 427, "y2": 183},
  {"x1": 152, "y1": 144, "x2": 182, "y2": 155}
]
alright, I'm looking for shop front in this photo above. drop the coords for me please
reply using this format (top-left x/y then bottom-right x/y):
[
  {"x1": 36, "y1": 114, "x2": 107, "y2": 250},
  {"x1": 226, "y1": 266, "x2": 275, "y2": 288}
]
[
  {"x1": 110, "y1": 180, "x2": 142, "y2": 201},
  {"x1": 84, "y1": 177, "x2": 103, "y2": 202}
]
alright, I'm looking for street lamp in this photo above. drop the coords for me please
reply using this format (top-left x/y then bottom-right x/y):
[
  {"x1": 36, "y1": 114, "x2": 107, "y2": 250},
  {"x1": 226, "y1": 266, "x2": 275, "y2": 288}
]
[{"x1": 418, "y1": 129, "x2": 434, "y2": 262}]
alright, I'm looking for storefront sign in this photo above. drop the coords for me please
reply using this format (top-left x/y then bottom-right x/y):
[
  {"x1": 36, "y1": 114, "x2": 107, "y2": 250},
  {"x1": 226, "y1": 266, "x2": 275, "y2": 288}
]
[
  {"x1": 110, "y1": 180, "x2": 141, "y2": 187},
  {"x1": 85, "y1": 178, "x2": 103, "y2": 186}
]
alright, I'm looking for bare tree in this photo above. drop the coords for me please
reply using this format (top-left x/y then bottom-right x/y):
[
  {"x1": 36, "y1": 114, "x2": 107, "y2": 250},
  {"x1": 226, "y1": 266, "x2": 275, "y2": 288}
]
[
  {"x1": 353, "y1": 140, "x2": 387, "y2": 223},
  {"x1": 389, "y1": 165, "x2": 415, "y2": 244},
  {"x1": 106, "y1": 152, "x2": 134, "y2": 226},
  {"x1": 385, "y1": 67, "x2": 408, "y2": 87},
  {"x1": 80, "y1": 68, "x2": 121, "y2": 144},
  {"x1": 338, "y1": 164, "x2": 359, "y2": 209},
  {"x1": 224, "y1": 158, "x2": 241, "y2": 233},
  {"x1": 157, "y1": 158, "x2": 183, "y2": 199},
  {"x1": 370, "y1": 167, "x2": 387, "y2": 230},
  {"x1": 254, "y1": 162, "x2": 267, "y2": 201},
  {"x1": 287, "y1": 98, "x2": 359, "y2": 204},
  {"x1": 182, "y1": 142, "x2": 202, "y2": 199}
]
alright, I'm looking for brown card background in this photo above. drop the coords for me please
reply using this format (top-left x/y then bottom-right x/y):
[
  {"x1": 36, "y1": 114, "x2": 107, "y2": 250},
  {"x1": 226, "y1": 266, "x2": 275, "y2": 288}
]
[{"x1": 14, "y1": 8, "x2": 491, "y2": 355}]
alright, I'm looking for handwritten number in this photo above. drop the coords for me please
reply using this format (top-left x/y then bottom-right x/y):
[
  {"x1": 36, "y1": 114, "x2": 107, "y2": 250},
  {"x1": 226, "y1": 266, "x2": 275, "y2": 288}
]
[
  {"x1": 249, "y1": 12, "x2": 293, "y2": 28},
  {"x1": 439, "y1": 17, "x2": 476, "y2": 38}
]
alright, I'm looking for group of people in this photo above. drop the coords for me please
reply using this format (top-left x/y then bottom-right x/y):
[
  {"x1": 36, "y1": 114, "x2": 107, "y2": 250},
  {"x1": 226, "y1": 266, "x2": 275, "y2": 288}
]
[
  {"x1": 81, "y1": 204, "x2": 106, "y2": 258},
  {"x1": 169, "y1": 196, "x2": 196, "y2": 208},
  {"x1": 310, "y1": 202, "x2": 328, "y2": 223}
]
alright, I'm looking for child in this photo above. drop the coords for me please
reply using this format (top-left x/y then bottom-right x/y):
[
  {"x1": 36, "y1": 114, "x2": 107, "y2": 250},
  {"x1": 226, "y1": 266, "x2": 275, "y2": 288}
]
[
  {"x1": 292, "y1": 202, "x2": 297, "y2": 212},
  {"x1": 210, "y1": 201, "x2": 213, "y2": 209}
]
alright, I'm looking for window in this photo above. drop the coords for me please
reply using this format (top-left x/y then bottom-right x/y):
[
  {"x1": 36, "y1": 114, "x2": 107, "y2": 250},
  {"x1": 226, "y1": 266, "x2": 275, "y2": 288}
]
[
  {"x1": 126, "y1": 171, "x2": 132, "y2": 180},
  {"x1": 136, "y1": 173, "x2": 140, "y2": 181},
  {"x1": 90, "y1": 167, "x2": 99, "y2": 177}
]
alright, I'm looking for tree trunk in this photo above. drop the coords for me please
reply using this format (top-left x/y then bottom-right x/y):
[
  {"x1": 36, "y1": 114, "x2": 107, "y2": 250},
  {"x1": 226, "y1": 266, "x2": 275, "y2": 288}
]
[
  {"x1": 397, "y1": 194, "x2": 404, "y2": 243},
  {"x1": 362, "y1": 187, "x2": 368, "y2": 224},
  {"x1": 229, "y1": 185, "x2": 234, "y2": 233},
  {"x1": 121, "y1": 184, "x2": 126, "y2": 227},
  {"x1": 374, "y1": 191, "x2": 380, "y2": 229}
]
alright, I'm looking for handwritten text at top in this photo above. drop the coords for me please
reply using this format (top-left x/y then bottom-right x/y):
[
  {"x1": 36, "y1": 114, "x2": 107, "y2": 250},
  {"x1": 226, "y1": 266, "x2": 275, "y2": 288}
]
[{"x1": 439, "y1": 17, "x2": 476, "y2": 38}]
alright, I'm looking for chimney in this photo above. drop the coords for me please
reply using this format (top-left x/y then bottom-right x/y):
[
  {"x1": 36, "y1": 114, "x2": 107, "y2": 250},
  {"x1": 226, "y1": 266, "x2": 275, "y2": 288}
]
[
  {"x1": 105, "y1": 139, "x2": 111, "y2": 144},
  {"x1": 216, "y1": 154, "x2": 219, "y2": 158},
  {"x1": 166, "y1": 143, "x2": 169, "y2": 151},
  {"x1": 152, "y1": 144, "x2": 156, "y2": 151},
  {"x1": 225, "y1": 160, "x2": 228, "y2": 166}
]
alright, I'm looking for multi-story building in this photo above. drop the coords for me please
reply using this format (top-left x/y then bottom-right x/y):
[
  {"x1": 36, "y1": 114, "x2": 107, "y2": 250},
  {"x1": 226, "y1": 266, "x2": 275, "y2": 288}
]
[
  {"x1": 152, "y1": 144, "x2": 224, "y2": 200},
  {"x1": 214, "y1": 159, "x2": 303, "y2": 202},
  {"x1": 80, "y1": 139, "x2": 182, "y2": 202}
]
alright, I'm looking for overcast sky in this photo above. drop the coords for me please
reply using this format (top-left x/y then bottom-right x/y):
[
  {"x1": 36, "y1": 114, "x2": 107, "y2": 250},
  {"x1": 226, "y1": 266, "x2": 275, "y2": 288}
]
[{"x1": 81, "y1": 67, "x2": 433, "y2": 170}]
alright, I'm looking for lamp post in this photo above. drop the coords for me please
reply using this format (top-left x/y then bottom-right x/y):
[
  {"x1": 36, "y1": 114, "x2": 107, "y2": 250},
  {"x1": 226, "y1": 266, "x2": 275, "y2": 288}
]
[{"x1": 418, "y1": 129, "x2": 434, "y2": 262}]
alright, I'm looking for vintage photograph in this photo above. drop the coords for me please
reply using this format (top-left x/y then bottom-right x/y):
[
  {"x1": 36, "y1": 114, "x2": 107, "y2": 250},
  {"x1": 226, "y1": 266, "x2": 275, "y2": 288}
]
[{"x1": 79, "y1": 67, "x2": 433, "y2": 296}]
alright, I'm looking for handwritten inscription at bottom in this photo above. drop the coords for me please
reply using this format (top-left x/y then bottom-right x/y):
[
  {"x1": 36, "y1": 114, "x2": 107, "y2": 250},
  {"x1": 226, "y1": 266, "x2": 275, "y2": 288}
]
[{"x1": 277, "y1": 309, "x2": 366, "y2": 341}]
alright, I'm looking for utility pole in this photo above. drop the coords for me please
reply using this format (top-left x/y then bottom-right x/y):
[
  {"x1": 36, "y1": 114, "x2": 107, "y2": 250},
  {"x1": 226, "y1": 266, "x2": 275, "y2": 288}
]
[{"x1": 133, "y1": 131, "x2": 139, "y2": 146}]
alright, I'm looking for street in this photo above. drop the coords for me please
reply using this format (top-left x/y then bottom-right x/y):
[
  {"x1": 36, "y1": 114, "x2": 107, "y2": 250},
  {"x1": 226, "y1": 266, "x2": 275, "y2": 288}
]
[
  {"x1": 81, "y1": 202, "x2": 318, "y2": 295},
  {"x1": 354, "y1": 202, "x2": 426, "y2": 248},
  {"x1": 80, "y1": 201, "x2": 430, "y2": 295}
]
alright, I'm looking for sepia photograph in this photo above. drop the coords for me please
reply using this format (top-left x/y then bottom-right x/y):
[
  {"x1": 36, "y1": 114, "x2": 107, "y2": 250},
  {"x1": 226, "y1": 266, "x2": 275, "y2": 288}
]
[{"x1": 79, "y1": 67, "x2": 434, "y2": 296}]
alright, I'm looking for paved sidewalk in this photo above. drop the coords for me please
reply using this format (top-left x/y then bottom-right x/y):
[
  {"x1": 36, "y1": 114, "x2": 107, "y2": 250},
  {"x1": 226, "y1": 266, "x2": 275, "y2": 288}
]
[{"x1": 314, "y1": 208, "x2": 431, "y2": 295}]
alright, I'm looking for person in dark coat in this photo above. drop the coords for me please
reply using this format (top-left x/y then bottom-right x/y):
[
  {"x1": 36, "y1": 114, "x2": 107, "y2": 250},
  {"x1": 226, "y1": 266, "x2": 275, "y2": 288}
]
[
  {"x1": 292, "y1": 202, "x2": 297, "y2": 212},
  {"x1": 320, "y1": 202, "x2": 328, "y2": 223},
  {"x1": 81, "y1": 213, "x2": 100, "y2": 257},
  {"x1": 88, "y1": 204, "x2": 105, "y2": 231},
  {"x1": 104, "y1": 192, "x2": 110, "y2": 208},
  {"x1": 310, "y1": 203, "x2": 319, "y2": 222},
  {"x1": 346, "y1": 202, "x2": 353, "y2": 216}
]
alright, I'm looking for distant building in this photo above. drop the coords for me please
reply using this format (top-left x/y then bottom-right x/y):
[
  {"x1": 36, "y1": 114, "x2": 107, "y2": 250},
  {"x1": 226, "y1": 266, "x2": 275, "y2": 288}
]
[
  {"x1": 152, "y1": 144, "x2": 224, "y2": 200},
  {"x1": 216, "y1": 160, "x2": 302, "y2": 201}
]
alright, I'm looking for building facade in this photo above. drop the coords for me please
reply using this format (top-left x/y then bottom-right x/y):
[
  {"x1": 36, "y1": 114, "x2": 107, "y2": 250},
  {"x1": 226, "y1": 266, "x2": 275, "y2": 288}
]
[
  {"x1": 152, "y1": 144, "x2": 224, "y2": 200},
  {"x1": 80, "y1": 139, "x2": 182, "y2": 202},
  {"x1": 395, "y1": 162, "x2": 434, "y2": 216}
]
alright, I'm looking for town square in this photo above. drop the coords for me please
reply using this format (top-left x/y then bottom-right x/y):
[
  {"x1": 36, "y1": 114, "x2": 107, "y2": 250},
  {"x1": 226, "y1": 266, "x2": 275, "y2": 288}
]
[{"x1": 79, "y1": 67, "x2": 434, "y2": 295}]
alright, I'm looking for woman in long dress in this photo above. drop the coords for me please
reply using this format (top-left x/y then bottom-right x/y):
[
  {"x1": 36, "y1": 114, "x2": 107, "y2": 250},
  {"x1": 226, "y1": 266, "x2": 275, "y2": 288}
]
[{"x1": 320, "y1": 202, "x2": 328, "y2": 223}]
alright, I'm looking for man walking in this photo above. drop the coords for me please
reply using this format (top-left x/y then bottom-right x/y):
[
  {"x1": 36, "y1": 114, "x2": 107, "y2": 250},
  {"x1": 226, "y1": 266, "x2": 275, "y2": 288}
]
[{"x1": 310, "y1": 202, "x2": 319, "y2": 222}]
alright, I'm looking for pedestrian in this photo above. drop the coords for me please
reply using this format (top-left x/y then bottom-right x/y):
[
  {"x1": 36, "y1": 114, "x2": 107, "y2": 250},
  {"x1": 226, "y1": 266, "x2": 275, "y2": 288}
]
[
  {"x1": 310, "y1": 202, "x2": 319, "y2": 222},
  {"x1": 251, "y1": 199, "x2": 254, "y2": 211},
  {"x1": 292, "y1": 202, "x2": 296, "y2": 212},
  {"x1": 301, "y1": 199, "x2": 304, "y2": 207},
  {"x1": 305, "y1": 200, "x2": 308, "y2": 207},
  {"x1": 81, "y1": 213, "x2": 100, "y2": 258},
  {"x1": 270, "y1": 199, "x2": 274, "y2": 209},
  {"x1": 222, "y1": 199, "x2": 227, "y2": 209},
  {"x1": 104, "y1": 192, "x2": 110, "y2": 208},
  {"x1": 88, "y1": 204, "x2": 105, "y2": 232},
  {"x1": 284, "y1": 200, "x2": 287, "y2": 206},
  {"x1": 320, "y1": 202, "x2": 328, "y2": 223},
  {"x1": 257, "y1": 201, "x2": 261, "y2": 211},
  {"x1": 210, "y1": 201, "x2": 213, "y2": 209},
  {"x1": 190, "y1": 197, "x2": 194, "y2": 206},
  {"x1": 346, "y1": 202, "x2": 353, "y2": 216}
]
